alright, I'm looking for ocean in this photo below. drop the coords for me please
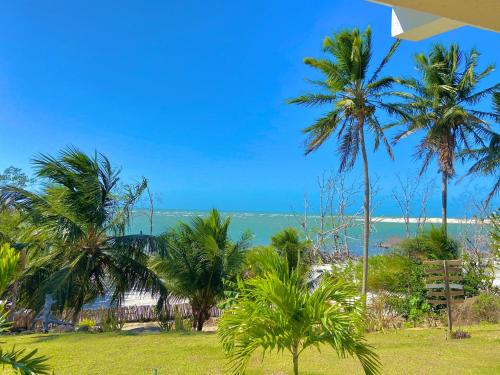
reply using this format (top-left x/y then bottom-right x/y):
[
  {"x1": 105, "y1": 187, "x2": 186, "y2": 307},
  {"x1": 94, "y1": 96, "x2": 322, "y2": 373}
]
[
  {"x1": 128, "y1": 209, "x2": 484, "y2": 256},
  {"x1": 83, "y1": 209, "x2": 486, "y2": 308}
]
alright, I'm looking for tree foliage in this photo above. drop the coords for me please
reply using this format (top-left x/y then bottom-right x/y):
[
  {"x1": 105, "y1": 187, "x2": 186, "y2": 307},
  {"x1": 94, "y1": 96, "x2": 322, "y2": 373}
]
[
  {"x1": 0, "y1": 243, "x2": 50, "y2": 374},
  {"x1": 150, "y1": 209, "x2": 250, "y2": 331},
  {"x1": 397, "y1": 227, "x2": 460, "y2": 260},
  {"x1": 394, "y1": 44, "x2": 498, "y2": 228},
  {"x1": 218, "y1": 247, "x2": 380, "y2": 375},
  {"x1": 0, "y1": 148, "x2": 167, "y2": 318},
  {"x1": 271, "y1": 227, "x2": 310, "y2": 273}
]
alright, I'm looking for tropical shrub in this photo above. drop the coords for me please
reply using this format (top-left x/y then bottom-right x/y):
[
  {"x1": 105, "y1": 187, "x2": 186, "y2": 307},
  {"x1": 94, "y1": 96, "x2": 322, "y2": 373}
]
[
  {"x1": 470, "y1": 294, "x2": 500, "y2": 323},
  {"x1": 100, "y1": 309, "x2": 125, "y2": 332},
  {"x1": 462, "y1": 252, "x2": 497, "y2": 297},
  {"x1": 0, "y1": 243, "x2": 19, "y2": 293},
  {"x1": 397, "y1": 227, "x2": 460, "y2": 260},
  {"x1": 156, "y1": 306, "x2": 189, "y2": 332},
  {"x1": 361, "y1": 254, "x2": 413, "y2": 293},
  {"x1": 356, "y1": 254, "x2": 429, "y2": 326},
  {"x1": 244, "y1": 228, "x2": 310, "y2": 278},
  {"x1": 271, "y1": 227, "x2": 311, "y2": 272},
  {"x1": 219, "y1": 247, "x2": 380, "y2": 375},
  {"x1": 0, "y1": 243, "x2": 50, "y2": 374},
  {"x1": 77, "y1": 319, "x2": 96, "y2": 333},
  {"x1": 150, "y1": 209, "x2": 250, "y2": 331}
]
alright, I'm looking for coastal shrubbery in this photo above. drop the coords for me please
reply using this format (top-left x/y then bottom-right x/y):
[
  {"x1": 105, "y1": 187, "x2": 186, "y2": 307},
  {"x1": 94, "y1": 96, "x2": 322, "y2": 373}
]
[{"x1": 0, "y1": 243, "x2": 50, "y2": 374}]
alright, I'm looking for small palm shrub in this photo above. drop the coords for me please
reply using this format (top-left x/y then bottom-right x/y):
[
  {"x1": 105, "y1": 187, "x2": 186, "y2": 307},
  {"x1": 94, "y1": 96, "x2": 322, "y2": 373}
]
[
  {"x1": 397, "y1": 227, "x2": 459, "y2": 260},
  {"x1": 150, "y1": 209, "x2": 250, "y2": 331},
  {"x1": 271, "y1": 227, "x2": 311, "y2": 272},
  {"x1": 218, "y1": 247, "x2": 380, "y2": 375}
]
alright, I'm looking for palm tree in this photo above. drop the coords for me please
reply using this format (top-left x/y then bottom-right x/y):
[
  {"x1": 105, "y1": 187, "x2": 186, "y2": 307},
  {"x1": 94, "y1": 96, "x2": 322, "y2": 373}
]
[
  {"x1": 150, "y1": 209, "x2": 250, "y2": 331},
  {"x1": 289, "y1": 27, "x2": 403, "y2": 296},
  {"x1": 461, "y1": 93, "x2": 500, "y2": 207},
  {"x1": 0, "y1": 243, "x2": 50, "y2": 375},
  {"x1": 394, "y1": 44, "x2": 498, "y2": 233},
  {"x1": 461, "y1": 132, "x2": 499, "y2": 207},
  {"x1": 271, "y1": 227, "x2": 310, "y2": 272},
  {"x1": 0, "y1": 148, "x2": 167, "y2": 321},
  {"x1": 218, "y1": 247, "x2": 380, "y2": 375}
]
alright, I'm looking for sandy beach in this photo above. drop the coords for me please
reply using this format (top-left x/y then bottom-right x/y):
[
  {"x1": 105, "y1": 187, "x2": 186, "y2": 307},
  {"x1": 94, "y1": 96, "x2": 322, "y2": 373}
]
[{"x1": 369, "y1": 216, "x2": 491, "y2": 224}]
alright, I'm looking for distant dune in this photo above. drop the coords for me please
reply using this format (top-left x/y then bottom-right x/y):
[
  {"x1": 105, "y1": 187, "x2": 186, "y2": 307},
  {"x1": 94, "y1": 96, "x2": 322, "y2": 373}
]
[{"x1": 368, "y1": 217, "x2": 490, "y2": 225}]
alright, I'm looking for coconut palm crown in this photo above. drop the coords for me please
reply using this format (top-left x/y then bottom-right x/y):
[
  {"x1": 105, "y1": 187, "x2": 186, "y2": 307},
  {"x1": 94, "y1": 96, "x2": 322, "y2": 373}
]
[
  {"x1": 394, "y1": 44, "x2": 498, "y2": 231},
  {"x1": 0, "y1": 148, "x2": 168, "y2": 320}
]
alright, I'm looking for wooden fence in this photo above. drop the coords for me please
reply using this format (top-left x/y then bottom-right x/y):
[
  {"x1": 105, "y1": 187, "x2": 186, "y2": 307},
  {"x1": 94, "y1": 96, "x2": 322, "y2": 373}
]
[{"x1": 12, "y1": 303, "x2": 221, "y2": 330}]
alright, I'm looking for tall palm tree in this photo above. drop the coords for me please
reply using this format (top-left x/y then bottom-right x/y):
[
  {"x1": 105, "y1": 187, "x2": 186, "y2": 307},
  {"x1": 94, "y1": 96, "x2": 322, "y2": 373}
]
[
  {"x1": 289, "y1": 27, "x2": 403, "y2": 296},
  {"x1": 218, "y1": 247, "x2": 380, "y2": 375},
  {"x1": 394, "y1": 44, "x2": 498, "y2": 233},
  {"x1": 0, "y1": 148, "x2": 167, "y2": 321},
  {"x1": 150, "y1": 209, "x2": 250, "y2": 331}
]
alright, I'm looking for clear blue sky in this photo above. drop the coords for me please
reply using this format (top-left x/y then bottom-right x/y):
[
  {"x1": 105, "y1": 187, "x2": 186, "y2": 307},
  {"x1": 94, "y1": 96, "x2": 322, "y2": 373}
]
[{"x1": 0, "y1": 0, "x2": 498, "y2": 216}]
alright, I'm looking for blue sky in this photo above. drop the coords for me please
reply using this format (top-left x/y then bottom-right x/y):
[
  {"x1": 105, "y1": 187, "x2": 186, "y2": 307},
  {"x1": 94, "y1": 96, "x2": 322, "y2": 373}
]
[{"x1": 0, "y1": 0, "x2": 498, "y2": 216}]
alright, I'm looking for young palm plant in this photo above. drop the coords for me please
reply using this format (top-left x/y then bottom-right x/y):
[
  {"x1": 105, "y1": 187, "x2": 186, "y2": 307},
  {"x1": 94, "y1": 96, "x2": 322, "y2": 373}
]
[
  {"x1": 271, "y1": 227, "x2": 310, "y2": 273},
  {"x1": 218, "y1": 247, "x2": 380, "y2": 375},
  {"x1": 288, "y1": 27, "x2": 403, "y2": 297},
  {"x1": 0, "y1": 148, "x2": 168, "y2": 321},
  {"x1": 0, "y1": 243, "x2": 50, "y2": 375},
  {"x1": 150, "y1": 209, "x2": 250, "y2": 331},
  {"x1": 393, "y1": 44, "x2": 498, "y2": 232}
]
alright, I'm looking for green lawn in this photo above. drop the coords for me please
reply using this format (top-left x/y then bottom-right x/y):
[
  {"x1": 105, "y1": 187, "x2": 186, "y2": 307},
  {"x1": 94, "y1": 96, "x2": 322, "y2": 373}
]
[{"x1": 2, "y1": 325, "x2": 500, "y2": 374}]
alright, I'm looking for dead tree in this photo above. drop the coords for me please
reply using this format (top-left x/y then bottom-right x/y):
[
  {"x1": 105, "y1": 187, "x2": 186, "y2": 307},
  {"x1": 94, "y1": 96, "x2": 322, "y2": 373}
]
[{"x1": 391, "y1": 173, "x2": 421, "y2": 238}]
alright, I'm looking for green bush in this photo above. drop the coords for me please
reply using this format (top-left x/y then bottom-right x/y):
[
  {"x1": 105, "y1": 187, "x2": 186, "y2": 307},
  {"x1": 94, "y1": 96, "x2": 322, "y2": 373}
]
[
  {"x1": 471, "y1": 294, "x2": 500, "y2": 323},
  {"x1": 361, "y1": 254, "x2": 414, "y2": 293},
  {"x1": 397, "y1": 227, "x2": 459, "y2": 260},
  {"x1": 77, "y1": 318, "x2": 96, "y2": 332},
  {"x1": 462, "y1": 253, "x2": 497, "y2": 297},
  {"x1": 156, "y1": 306, "x2": 190, "y2": 332},
  {"x1": 100, "y1": 309, "x2": 124, "y2": 332}
]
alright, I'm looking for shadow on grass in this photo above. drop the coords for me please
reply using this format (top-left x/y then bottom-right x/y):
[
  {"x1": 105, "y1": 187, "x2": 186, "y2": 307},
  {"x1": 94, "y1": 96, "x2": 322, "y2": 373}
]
[
  {"x1": 30, "y1": 334, "x2": 62, "y2": 343},
  {"x1": 23, "y1": 329, "x2": 218, "y2": 342}
]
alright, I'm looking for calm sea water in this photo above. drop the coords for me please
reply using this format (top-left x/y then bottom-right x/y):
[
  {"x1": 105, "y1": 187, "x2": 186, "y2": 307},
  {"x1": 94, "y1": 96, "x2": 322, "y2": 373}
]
[{"x1": 128, "y1": 209, "x2": 482, "y2": 256}]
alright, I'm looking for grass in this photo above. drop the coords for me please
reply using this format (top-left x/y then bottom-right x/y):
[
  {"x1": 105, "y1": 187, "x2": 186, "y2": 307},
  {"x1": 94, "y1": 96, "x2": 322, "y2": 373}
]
[{"x1": 1, "y1": 325, "x2": 499, "y2": 374}]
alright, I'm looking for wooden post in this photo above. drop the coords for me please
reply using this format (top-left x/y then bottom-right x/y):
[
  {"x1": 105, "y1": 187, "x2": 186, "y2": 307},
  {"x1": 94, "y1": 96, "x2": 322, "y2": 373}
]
[{"x1": 443, "y1": 260, "x2": 452, "y2": 333}]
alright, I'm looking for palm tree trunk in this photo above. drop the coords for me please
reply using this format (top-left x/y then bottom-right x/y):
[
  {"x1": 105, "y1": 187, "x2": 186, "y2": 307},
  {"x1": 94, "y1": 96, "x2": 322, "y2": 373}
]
[
  {"x1": 359, "y1": 125, "x2": 370, "y2": 298},
  {"x1": 292, "y1": 343, "x2": 299, "y2": 375},
  {"x1": 441, "y1": 173, "x2": 447, "y2": 235}
]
